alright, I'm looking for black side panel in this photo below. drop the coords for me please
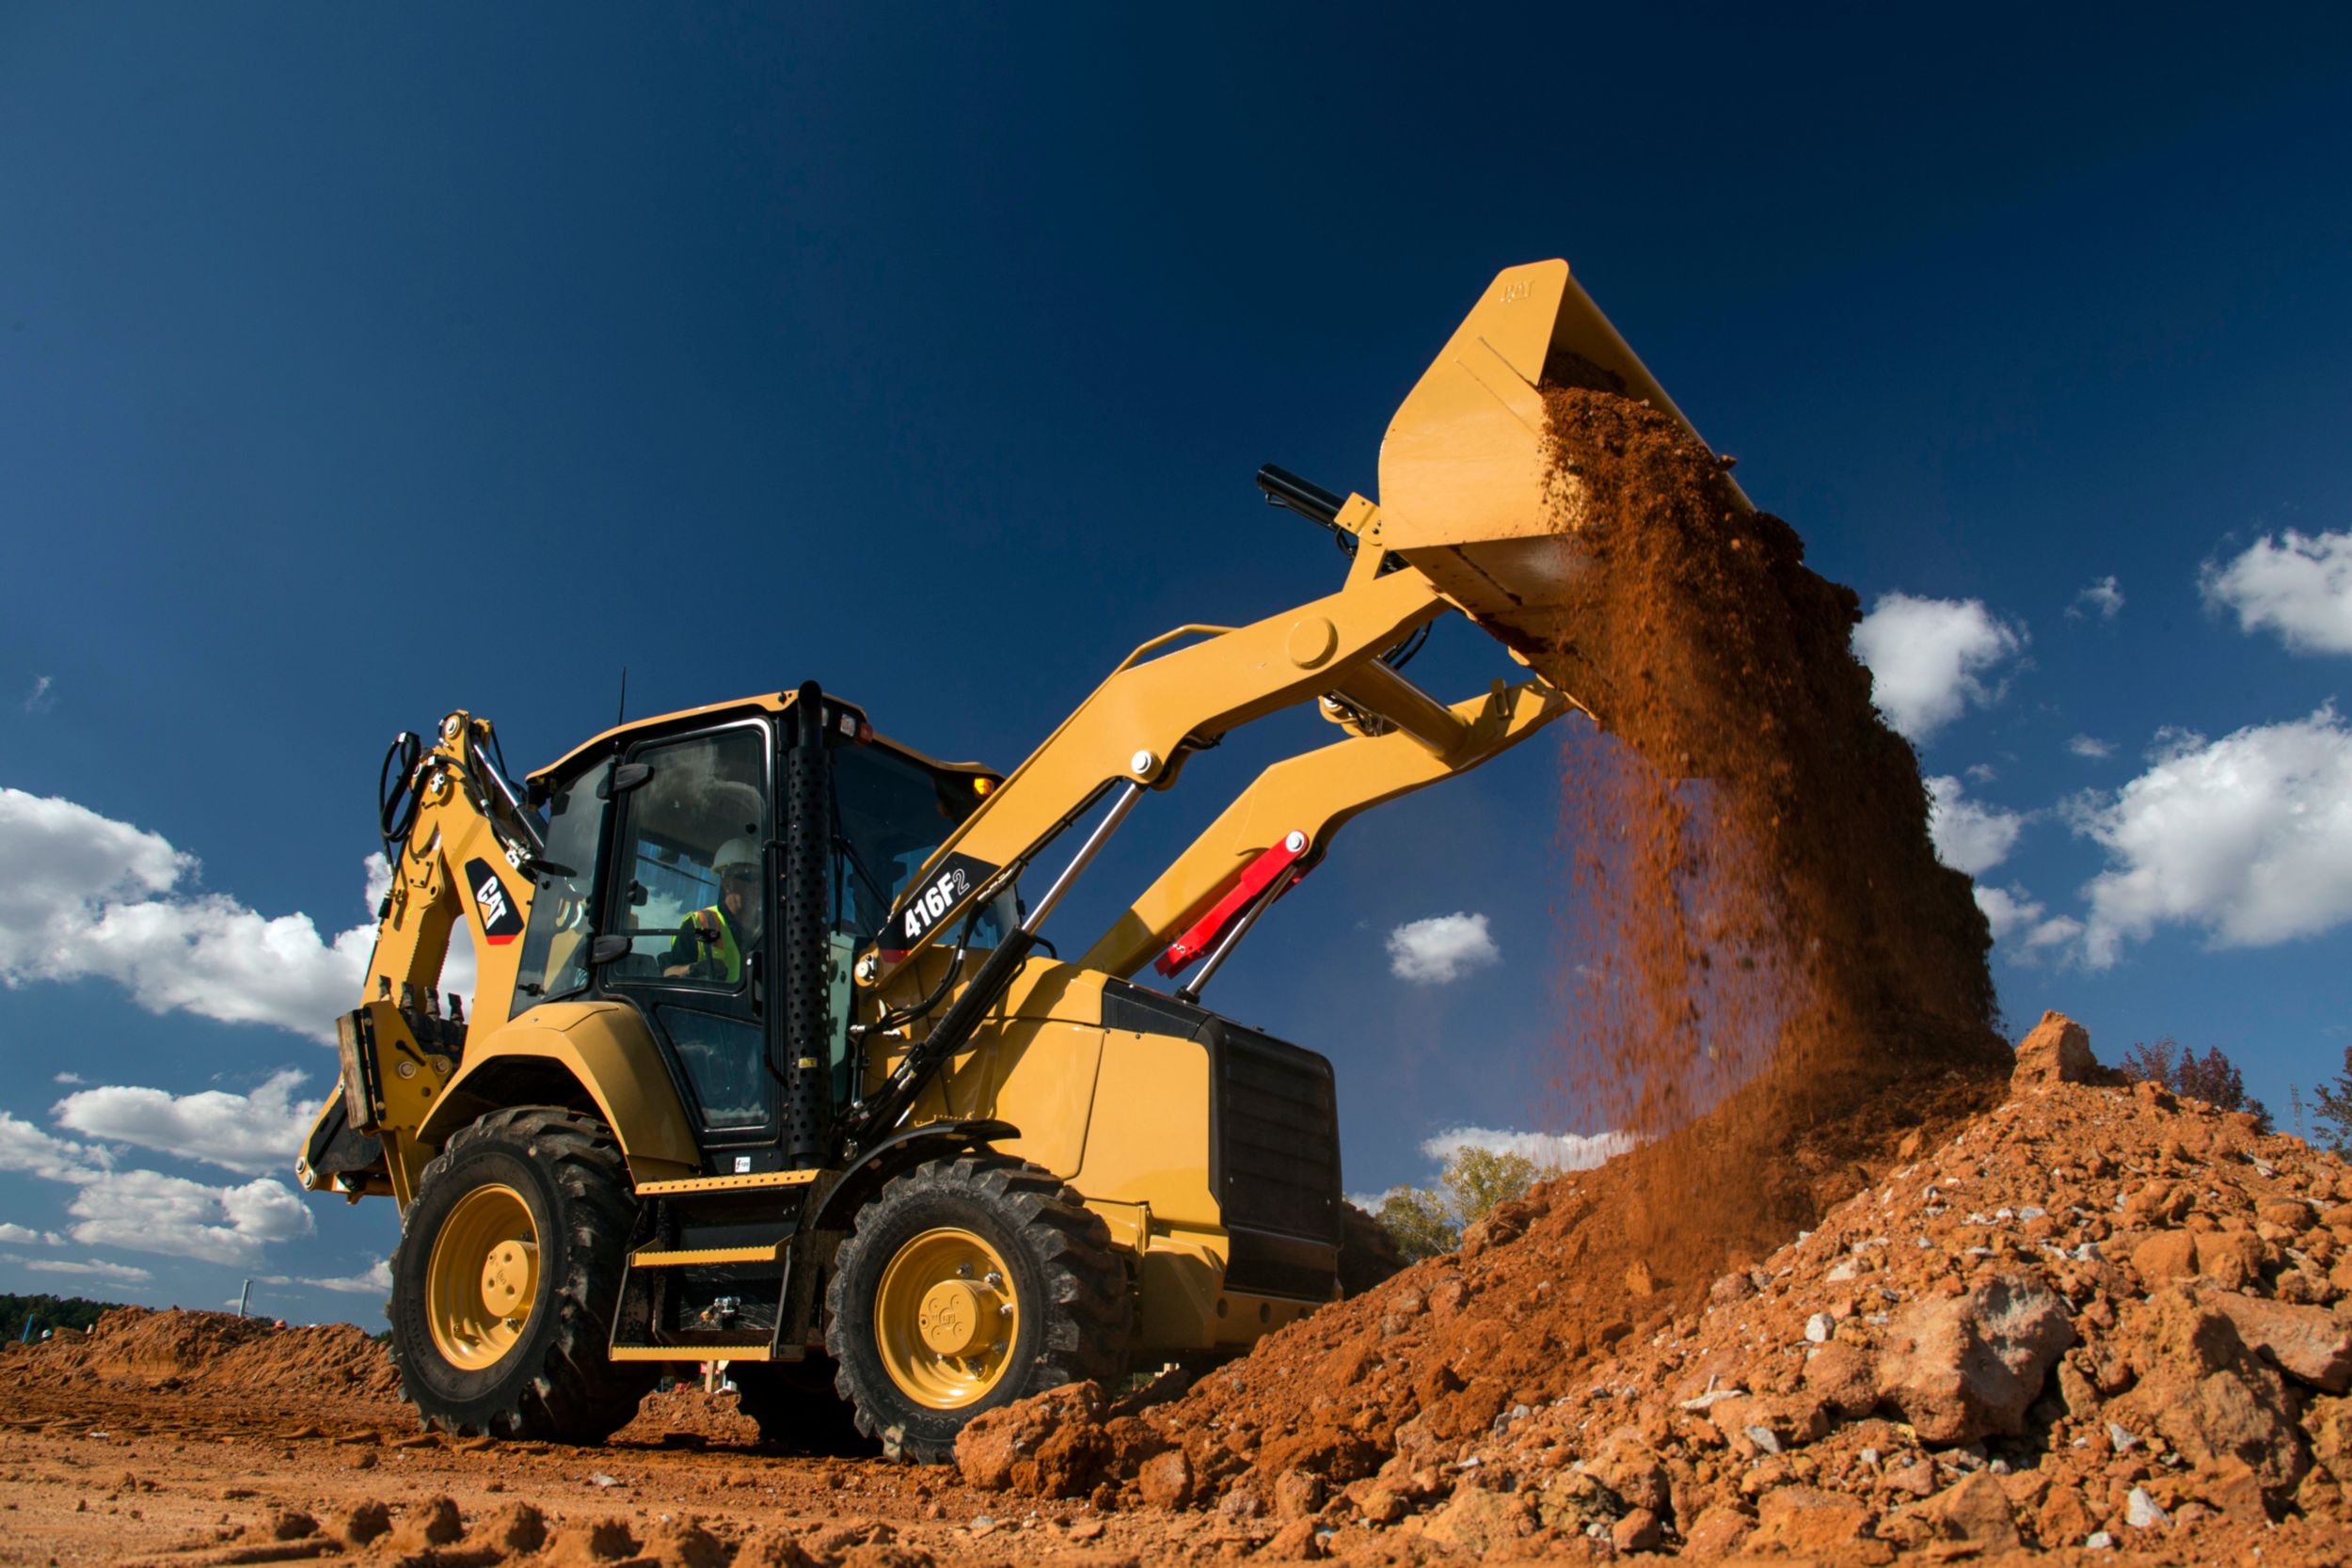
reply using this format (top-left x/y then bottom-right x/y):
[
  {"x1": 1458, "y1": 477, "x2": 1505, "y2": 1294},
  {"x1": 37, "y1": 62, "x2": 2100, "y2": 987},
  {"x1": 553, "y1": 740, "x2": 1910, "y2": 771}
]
[
  {"x1": 1206, "y1": 1019, "x2": 1342, "y2": 1294},
  {"x1": 1097, "y1": 976, "x2": 1213, "y2": 1039}
]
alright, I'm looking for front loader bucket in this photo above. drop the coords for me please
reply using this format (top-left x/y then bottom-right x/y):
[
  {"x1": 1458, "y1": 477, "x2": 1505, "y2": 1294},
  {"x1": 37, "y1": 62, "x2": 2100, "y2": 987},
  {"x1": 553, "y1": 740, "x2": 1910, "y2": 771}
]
[{"x1": 1376, "y1": 260, "x2": 1750, "y2": 653}]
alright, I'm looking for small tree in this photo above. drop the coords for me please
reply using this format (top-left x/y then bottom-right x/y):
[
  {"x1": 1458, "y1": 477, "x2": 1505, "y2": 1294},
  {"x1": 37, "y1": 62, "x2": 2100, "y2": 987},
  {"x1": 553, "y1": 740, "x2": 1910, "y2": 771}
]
[
  {"x1": 1375, "y1": 1186, "x2": 1458, "y2": 1261},
  {"x1": 2310, "y1": 1046, "x2": 2352, "y2": 1154},
  {"x1": 1441, "y1": 1148, "x2": 1545, "y2": 1228},
  {"x1": 2119, "y1": 1037, "x2": 2273, "y2": 1133},
  {"x1": 1371, "y1": 1145, "x2": 1558, "y2": 1261}
]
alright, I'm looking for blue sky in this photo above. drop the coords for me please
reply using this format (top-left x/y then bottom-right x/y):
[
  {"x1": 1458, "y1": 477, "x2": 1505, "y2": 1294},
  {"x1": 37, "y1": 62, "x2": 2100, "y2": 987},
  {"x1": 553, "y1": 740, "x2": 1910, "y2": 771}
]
[{"x1": 5, "y1": 7, "x2": 2351, "y2": 1323}]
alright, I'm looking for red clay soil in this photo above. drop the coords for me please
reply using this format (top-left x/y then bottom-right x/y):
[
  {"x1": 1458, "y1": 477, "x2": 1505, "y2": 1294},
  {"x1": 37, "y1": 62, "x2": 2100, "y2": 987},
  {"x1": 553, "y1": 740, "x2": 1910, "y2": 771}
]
[
  {"x1": 6, "y1": 1304, "x2": 402, "y2": 1404},
  {"x1": 961, "y1": 1025, "x2": 2352, "y2": 1562}
]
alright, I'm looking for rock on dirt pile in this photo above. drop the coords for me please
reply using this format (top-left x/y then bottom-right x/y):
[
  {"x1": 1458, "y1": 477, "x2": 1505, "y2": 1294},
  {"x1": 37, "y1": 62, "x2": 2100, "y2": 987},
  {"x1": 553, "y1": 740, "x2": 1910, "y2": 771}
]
[
  {"x1": 964, "y1": 1016, "x2": 2352, "y2": 1560},
  {"x1": 4, "y1": 1306, "x2": 400, "y2": 1402}
]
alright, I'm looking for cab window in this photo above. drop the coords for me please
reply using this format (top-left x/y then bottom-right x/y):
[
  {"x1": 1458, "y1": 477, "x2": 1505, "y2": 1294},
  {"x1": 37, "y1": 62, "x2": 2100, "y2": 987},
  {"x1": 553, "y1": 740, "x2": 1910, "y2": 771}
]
[
  {"x1": 831, "y1": 743, "x2": 1013, "y2": 946},
  {"x1": 607, "y1": 725, "x2": 770, "y2": 990},
  {"x1": 510, "y1": 758, "x2": 611, "y2": 1015}
]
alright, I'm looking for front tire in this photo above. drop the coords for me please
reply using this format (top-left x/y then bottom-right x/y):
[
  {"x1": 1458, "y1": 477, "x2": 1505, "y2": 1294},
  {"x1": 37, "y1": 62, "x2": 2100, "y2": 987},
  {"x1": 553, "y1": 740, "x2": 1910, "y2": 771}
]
[
  {"x1": 825, "y1": 1154, "x2": 1130, "y2": 1462},
  {"x1": 388, "y1": 1107, "x2": 652, "y2": 1442}
]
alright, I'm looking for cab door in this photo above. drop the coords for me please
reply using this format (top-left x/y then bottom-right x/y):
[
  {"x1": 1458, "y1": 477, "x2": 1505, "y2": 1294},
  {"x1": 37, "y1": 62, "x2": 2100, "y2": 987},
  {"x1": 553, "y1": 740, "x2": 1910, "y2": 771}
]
[{"x1": 598, "y1": 721, "x2": 782, "y2": 1168}]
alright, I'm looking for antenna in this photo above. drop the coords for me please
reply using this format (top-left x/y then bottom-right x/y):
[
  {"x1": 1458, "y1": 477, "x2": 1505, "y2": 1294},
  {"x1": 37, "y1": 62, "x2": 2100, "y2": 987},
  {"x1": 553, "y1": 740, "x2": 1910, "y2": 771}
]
[{"x1": 616, "y1": 667, "x2": 628, "y2": 727}]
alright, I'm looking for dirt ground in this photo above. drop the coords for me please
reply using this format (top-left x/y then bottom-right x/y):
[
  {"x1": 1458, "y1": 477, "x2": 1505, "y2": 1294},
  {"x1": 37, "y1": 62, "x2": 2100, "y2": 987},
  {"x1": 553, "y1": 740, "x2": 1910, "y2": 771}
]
[
  {"x1": 0, "y1": 1374, "x2": 1146, "y2": 1568},
  {"x1": 8, "y1": 1027, "x2": 2352, "y2": 1566}
]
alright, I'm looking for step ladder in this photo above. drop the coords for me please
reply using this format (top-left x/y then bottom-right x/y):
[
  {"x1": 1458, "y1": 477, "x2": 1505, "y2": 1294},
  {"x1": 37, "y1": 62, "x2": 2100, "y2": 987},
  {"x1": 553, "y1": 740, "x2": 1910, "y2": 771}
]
[{"x1": 608, "y1": 1167, "x2": 823, "y2": 1364}]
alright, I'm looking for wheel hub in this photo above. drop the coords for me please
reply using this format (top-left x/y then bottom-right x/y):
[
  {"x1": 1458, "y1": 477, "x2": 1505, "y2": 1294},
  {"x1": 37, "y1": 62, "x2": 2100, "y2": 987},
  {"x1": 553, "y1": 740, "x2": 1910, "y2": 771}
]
[
  {"x1": 916, "y1": 1279, "x2": 991, "y2": 1356},
  {"x1": 480, "y1": 1239, "x2": 537, "y2": 1318},
  {"x1": 424, "y1": 1182, "x2": 540, "y2": 1370},
  {"x1": 873, "y1": 1227, "x2": 1020, "y2": 1410}
]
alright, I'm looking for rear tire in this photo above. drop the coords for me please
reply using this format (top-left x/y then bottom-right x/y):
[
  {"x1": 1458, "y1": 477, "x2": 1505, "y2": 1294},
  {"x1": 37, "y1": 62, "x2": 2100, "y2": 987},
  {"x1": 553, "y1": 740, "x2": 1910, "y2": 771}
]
[
  {"x1": 388, "y1": 1108, "x2": 652, "y2": 1442},
  {"x1": 825, "y1": 1154, "x2": 1131, "y2": 1462}
]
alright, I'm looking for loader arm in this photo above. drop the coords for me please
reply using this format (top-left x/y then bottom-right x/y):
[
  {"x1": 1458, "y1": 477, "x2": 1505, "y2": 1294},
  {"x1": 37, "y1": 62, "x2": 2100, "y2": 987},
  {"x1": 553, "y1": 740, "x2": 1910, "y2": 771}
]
[
  {"x1": 848, "y1": 259, "x2": 1733, "y2": 1148},
  {"x1": 1075, "y1": 676, "x2": 1576, "y2": 980},
  {"x1": 866, "y1": 562, "x2": 1455, "y2": 980}
]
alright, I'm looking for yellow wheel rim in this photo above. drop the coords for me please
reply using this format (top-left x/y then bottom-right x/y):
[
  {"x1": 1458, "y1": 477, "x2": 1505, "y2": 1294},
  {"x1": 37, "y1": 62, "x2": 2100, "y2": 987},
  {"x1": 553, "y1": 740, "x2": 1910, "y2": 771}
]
[
  {"x1": 873, "y1": 1227, "x2": 1019, "y2": 1410},
  {"x1": 425, "y1": 1183, "x2": 540, "y2": 1370}
]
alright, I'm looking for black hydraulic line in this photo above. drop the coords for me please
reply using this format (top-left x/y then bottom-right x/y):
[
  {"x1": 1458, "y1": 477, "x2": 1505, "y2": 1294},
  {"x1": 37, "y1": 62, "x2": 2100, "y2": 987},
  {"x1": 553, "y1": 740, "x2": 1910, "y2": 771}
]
[
  {"x1": 378, "y1": 733, "x2": 423, "y2": 865},
  {"x1": 839, "y1": 779, "x2": 1146, "y2": 1157},
  {"x1": 1257, "y1": 463, "x2": 1346, "y2": 525},
  {"x1": 841, "y1": 927, "x2": 1038, "y2": 1158}
]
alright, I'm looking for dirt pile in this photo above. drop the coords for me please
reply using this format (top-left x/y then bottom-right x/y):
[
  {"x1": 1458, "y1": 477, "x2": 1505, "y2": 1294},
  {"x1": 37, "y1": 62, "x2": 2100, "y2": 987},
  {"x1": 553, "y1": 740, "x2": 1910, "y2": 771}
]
[
  {"x1": 3, "y1": 1306, "x2": 400, "y2": 1403},
  {"x1": 614, "y1": 1382, "x2": 766, "y2": 1446},
  {"x1": 968, "y1": 1022, "x2": 2352, "y2": 1559}
]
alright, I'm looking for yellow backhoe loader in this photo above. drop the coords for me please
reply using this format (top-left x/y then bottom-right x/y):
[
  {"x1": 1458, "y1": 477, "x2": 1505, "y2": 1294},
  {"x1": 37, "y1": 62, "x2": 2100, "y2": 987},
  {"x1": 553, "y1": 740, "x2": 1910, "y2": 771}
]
[{"x1": 298, "y1": 261, "x2": 1742, "y2": 1458}]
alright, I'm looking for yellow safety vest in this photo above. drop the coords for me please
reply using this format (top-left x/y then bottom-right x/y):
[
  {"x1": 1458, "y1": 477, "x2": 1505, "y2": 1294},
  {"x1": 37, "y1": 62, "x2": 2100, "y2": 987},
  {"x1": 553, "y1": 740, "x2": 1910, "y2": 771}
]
[{"x1": 687, "y1": 906, "x2": 744, "y2": 984}]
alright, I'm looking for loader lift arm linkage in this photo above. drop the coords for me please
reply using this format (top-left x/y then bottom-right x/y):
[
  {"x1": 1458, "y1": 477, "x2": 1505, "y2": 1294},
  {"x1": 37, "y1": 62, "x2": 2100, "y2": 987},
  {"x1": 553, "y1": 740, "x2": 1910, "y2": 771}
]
[
  {"x1": 840, "y1": 256, "x2": 1749, "y2": 1155},
  {"x1": 839, "y1": 485, "x2": 1583, "y2": 1155}
]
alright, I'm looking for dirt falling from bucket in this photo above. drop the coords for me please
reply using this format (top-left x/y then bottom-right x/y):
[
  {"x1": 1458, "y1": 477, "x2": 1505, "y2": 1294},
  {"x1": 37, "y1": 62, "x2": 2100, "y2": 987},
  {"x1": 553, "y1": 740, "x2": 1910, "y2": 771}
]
[{"x1": 1537, "y1": 379, "x2": 2008, "y2": 1259}]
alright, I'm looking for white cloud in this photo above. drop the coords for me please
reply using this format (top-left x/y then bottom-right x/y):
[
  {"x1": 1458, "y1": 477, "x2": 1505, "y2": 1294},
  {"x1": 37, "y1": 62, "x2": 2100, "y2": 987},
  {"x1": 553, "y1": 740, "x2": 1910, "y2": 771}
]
[
  {"x1": 1973, "y1": 885, "x2": 2038, "y2": 943},
  {"x1": 53, "y1": 1072, "x2": 84, "y2": 1085},
  {"x1": 2068, "y1": 576, "x2": 2124, "y2": 622},
  {"x1": 0, "y1": 789, "x2": 476, "y2": 1043},
  {"x1": 1420, "y1": 1125, "x2": 1632, "y2": 1170},
  {"x1": 0, "y1": 1110, "x2": 108, "y2": 1184},
  {"x1": 1925, "y1": 775, "x2": 2025, "y2": 877},
  {"x1": 64, "y1": 1168, "x2": 313, "y2": 1266},
  {"x1": 3, "y1": 1073, "x2": 321, "y2": 1269},
  {"x1": 2067, "y1": 735, "x2": 2114, "y2": 760},
  {"x1": 1386, "y1": 912, "x2": 1501, "y2": 984},
  {"x1": 279, "y1": 1259, "x2": 391, "y2": 1296},
  {"x1": 1972, "y1": 885, "x2": 2083, "y2": 954},
  {"x1": 0, "y1": 1223, "x2": 65, "y2": 1244},
  {"x1": 23, "y1": 675, "x2": 56, "y2": 715},
  {"x1": 1963, "y1": 762, "x2": 1999, "y2": 784},
  {"x1": 1, "y1": 1252, "x2": 151, "y2": 1283},
  {"x1": 2202, "y1": 529, "x2": 2352, "y2": 655},
  {"x1": 2064, "y1": 705, "x2": 2352, "y2": 967},
  {"x1": 1851, "y1": 593, "x2": 2028, "y2": 743},
  {"x1": 53, "y1": 1069, "x2": 318, "y2": 1178}
]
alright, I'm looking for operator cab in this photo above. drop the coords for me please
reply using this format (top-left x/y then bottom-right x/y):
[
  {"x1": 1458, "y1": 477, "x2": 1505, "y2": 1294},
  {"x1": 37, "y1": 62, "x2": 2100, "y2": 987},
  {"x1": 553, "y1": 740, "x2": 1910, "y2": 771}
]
[{"x1": 509, "y1": 689, "x2": 1008, "y2": 1173}]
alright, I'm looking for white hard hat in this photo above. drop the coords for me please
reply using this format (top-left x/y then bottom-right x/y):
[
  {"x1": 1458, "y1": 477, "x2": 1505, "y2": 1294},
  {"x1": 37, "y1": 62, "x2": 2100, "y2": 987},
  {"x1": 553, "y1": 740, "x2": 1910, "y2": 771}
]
[{"x1": 714, "y1": 838, "x2": 760, "y2": 877}]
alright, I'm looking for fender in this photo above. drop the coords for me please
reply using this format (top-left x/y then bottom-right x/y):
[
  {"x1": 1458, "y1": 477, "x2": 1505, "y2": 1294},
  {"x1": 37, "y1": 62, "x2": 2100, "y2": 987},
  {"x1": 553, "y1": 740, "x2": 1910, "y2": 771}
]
[
  {"x1": 803, "y1": 1117, "x2": 1020, "y2": 1234},
  {"x1": 417, "y1": 1002, "x2": 702, "y2": 1179}
]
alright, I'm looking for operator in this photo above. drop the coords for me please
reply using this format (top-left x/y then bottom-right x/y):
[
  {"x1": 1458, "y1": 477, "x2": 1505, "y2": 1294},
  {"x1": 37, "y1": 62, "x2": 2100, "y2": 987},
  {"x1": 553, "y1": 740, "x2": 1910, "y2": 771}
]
[{"x1": 662, "y1": 838, "x2": 762, "y2": 983}]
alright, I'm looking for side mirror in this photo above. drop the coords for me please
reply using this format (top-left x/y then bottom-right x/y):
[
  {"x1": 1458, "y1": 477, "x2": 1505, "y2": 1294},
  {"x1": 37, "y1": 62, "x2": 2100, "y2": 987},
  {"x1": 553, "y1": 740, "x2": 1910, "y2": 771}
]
[
  {"x1": 589, "y1": 935, "x2": 632, "y2": 965},
  {"x1": 627, "y1": 879, "x2": 648, "y2": 907}
]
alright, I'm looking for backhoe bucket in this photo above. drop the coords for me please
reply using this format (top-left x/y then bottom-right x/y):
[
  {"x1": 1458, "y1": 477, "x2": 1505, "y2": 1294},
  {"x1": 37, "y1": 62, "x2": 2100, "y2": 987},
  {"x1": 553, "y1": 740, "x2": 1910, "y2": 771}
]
[{"x1": 1376, "y1": 260, "x2": 1750, "y2": 653}]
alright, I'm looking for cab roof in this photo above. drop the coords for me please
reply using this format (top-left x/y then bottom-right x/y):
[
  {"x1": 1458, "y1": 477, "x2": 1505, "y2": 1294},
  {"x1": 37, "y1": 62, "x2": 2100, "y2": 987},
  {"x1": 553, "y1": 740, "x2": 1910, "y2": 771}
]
[{"x1": 526, "y1": 688, "x2": 997, "y2": 791}]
